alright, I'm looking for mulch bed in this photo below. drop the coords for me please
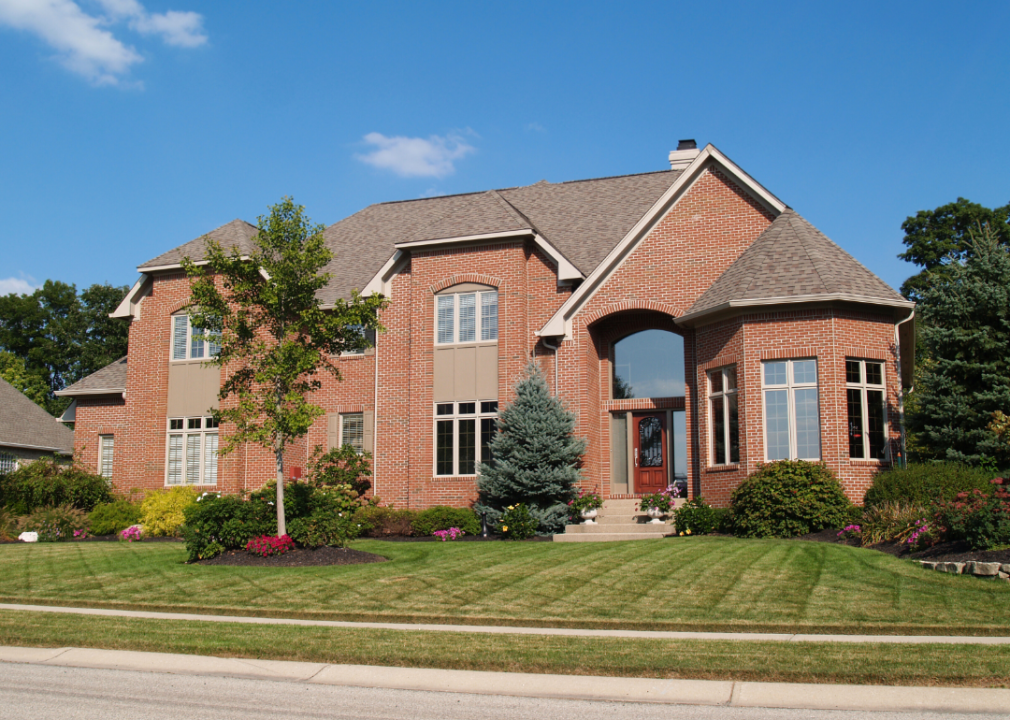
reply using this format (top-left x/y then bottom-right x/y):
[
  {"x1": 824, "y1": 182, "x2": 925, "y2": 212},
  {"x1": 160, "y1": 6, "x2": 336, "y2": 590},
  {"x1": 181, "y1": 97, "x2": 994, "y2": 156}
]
[
  {"x1": 367, "y1": 534, "x2": 552, "y2": 542},
  {"x1": 198, "y1": 546, "x2": 387, "y2": 567},
  {"x1": 797, "y1": 527, "x2": 1010, "y2": 564}
]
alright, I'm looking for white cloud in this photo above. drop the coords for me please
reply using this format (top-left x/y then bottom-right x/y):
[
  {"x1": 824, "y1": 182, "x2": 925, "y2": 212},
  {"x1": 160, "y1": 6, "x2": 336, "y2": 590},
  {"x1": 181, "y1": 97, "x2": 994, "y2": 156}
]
[
  {"x1": 0, "y1": 0, "x2": 205, "y2": 86},
  {"x1": 0, "y1": 276, "x2": 38, "y2": 296},
  {"x1": 525, "y1": 122, "x2": 546, "y2": 133},
  {"x1": 357, "y1": 132, "x2": 475, "y2": 178}
]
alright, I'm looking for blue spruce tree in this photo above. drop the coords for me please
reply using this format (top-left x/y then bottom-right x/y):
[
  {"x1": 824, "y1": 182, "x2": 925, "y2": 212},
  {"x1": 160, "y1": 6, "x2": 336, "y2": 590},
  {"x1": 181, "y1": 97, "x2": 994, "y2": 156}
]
[{"x1": 476, "y1": 361, "x2": 586, "y2": 534}]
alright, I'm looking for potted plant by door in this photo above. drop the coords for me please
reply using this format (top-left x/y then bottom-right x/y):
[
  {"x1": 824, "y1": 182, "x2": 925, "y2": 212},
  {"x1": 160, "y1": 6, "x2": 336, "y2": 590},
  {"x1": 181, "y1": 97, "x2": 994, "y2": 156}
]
[
  {"x1": 638, "y1": 486, "x2": 680, "y2": 524},
  {"x1": 568, "y1": 489, "x2": 604, "y2": 524}
]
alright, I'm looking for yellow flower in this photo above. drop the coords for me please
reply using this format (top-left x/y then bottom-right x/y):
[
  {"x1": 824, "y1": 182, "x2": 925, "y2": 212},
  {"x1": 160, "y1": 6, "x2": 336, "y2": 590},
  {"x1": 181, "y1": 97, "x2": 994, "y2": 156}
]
[
  {"x1": 679, "y1": 531, "x2": 684, "y2": 536},
  {"x1": 507, "y1": 505, "x2": 514, "y2": 510},
  {"x1": 502, "y1": 525, "x2": 509, "y2": 532},
  {"x1": 686, "y1": 528, "x2": 692, "y2": 535}
]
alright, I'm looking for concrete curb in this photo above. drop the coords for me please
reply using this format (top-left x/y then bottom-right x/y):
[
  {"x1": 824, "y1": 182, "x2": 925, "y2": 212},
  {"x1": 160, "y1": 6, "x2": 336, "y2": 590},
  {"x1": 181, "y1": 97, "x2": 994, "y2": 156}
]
[
  {"x1": 2, "y1": 645, "x2": 1009, "y2": 713},
  {"x1": 4, "y1": 603, "x2": 1010, "y2": 645}
]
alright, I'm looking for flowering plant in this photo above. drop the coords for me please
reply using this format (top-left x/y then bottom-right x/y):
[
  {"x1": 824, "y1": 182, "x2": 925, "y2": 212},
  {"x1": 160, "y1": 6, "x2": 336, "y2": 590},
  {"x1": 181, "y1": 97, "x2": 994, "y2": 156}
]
[
  {"x1": 73, "y1": 529, "x2": 88, "y2": 540},
  {"x1": 639, "y1": 485, "x2": 680, "y2": 514},
  {"x1": 433, "y1": 527, "x2": 465, "y2": 541},
  {"x1": 568, "y1": 489, "x2": 603, "y2": 521},
  {"x1": 246, "y1": 534, "x2": 295, "y2": 557},
  {"x1": 497, "y1": 503, "x2": 537, "y2": 540},
  {"x1": 120, "y1": 525, "x2": 143, "y2": 542},
  {"x1": 837, "y1": 524, "x2": 861, "y2": 540},
  {"x1": 906, "y1": 519, "x2": 933, "y2": 550}
]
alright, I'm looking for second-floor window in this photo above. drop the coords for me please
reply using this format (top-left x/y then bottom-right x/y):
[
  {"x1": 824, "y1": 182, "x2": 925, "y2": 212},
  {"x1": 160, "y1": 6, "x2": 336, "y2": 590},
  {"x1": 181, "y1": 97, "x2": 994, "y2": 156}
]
[
  {"x1": 172, "y1": 315, "x2": 220, "y2": 361},
  {"x1": 436, "y1": 291, "x2": 498, "y2": 345}
]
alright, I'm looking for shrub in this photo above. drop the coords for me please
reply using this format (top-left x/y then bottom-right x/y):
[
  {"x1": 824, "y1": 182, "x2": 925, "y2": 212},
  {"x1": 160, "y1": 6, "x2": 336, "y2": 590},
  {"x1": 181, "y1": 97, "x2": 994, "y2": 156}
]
[
  {"x1": 88, "y1": 500, "x2": 142, "y2": 536},
  {"x1": 673, "y1": 497, "x2": 720, "y2": 535},
  {"x1": 306, "y1": 445, "x2": 372, "y2": 497},
  {"x1": 246, "y1": 534, "x2": 295, "y2": 557},
  {"x1": 140, "y1": 486, "x2": 199, "y2": 536},
  {"x1": 497, "y1": 503, "x2": 538, "y2": 540},
  {"x1": 181, "y1": 494, "x2": 276, "y2": 561},
  {"x1": 864, "y1": 463, "x2": 998, "y2": 508},
  {"x1": 21, "y1": 505, "x2": 88, "y2": 542},
  {"x1": 354, "y1": 505, "x2": 417, "y2": 537},
  {"x1": 937, "y1": 480, "x2": 1010, "y2": 551},
  {"x1": 0, "y1": 508, "x2": 18, "y2": 541},
  {"x1": 286, "y1": 485, "x2": 363, "y2": 548},
  {"x1": 860, "y1": 501, "x2": 930, "y2": 545},
  {"x1": 0, "y1": 458, "x2": 112, "y2": 514},
  {"x1": 120, "y1": 524, "x2": 143, "y2": 542},
  {"x1": 730, "y1": 460, "x2": 853, "y2": 538},
  {"x1": 433, "y1": 527, "x2": 465, "y2": 541},
  {"x1": 411, "y1": 506, "x2": 481, "y2": 537}
]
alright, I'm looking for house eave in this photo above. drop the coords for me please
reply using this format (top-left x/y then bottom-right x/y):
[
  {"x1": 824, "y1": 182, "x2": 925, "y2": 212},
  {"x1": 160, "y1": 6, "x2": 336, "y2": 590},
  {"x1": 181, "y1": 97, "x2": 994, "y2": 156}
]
[
  {"x1": 674, "y1": 294, "x2": 917, "y2": 328},
  {"x1": 0, "y1": 440, "x2": 72, "y2": 454}
]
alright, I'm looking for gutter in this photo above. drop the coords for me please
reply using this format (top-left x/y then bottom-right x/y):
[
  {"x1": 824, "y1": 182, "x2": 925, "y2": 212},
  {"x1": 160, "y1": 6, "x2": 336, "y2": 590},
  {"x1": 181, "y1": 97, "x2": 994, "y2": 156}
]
[
  {"x1": 894, "y1": 309, "x2": 916, "y2": 468},
  {"x1": 541, "y1": 337, "x2": 560, "y2": 396}
]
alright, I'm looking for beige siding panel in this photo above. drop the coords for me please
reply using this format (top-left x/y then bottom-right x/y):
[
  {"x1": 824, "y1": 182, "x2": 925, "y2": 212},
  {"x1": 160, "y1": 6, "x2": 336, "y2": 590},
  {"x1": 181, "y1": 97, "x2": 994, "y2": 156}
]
[
  {"x1": 362, "y1": 411, "x2": 374, "y2": 453},
  {"x1": 455, "y1": 346, "x2": 477, "y2": 399},
  {"x1": 476, "y1": 345, "x2": 498, "y2": 399},
  {"x1": 433, "y1": 347, "x2": 454, "y2": 402},
  {"x1": 166, "y1": 363, "x2": 220, "y2": 417}
]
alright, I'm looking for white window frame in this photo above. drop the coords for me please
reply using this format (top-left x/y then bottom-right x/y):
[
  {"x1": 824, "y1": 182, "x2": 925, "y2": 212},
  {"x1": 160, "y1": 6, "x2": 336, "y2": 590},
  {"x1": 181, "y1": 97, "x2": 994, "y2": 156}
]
[
  {"x1": 340, "y1": 412, "x2": 365, "y2": 453},
  {"x1": 0, "y1": 451, "x2": 19, "y2": 474},
  {"x1": 708, "y1": 366, "x2": 739, "y2": 466},
  {"x1": 846, "y1": 359, "x2": 889, "y2": 460},
  {"x1": 433, "y1": 401, "x2": 498, "y2": 476},
  {"x1": 435, "y1": 290, "x2": 498, "y2": 345},
  {"x1": 342, "y1": 326, "x2": 377, "y2": 356},
  {"x1": 98, "y1": 435, "x2": 114, "y2": 478},
  {"x1": 171, "y1": 315, "x2": 220, "y2": 362},
  {"x1": 165, "y1": 416, "x2": 219, "y2": 486},
  {"x1": 761, "y1": 359, "x2": 821, "y2": 462}
]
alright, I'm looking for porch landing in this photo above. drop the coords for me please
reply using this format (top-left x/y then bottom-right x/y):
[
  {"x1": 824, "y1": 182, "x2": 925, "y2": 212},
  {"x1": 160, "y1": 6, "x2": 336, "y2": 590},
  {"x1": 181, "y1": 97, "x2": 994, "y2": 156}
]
[{"x1": 553, "y1": 498, "x2": 682, "y2": 542}]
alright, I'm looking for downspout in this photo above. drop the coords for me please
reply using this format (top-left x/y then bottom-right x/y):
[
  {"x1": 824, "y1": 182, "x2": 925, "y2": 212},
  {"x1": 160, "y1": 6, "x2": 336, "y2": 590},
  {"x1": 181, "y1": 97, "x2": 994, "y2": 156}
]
[
  {"x1": 894, "y1": 309, "x2": 915, "y2": 469},
  {"x1": 541, "y1": 336, "x2": 560, "y2": 396},
  {"x1": 373, "y1": 326, "x2": 380, "y2": 498}
]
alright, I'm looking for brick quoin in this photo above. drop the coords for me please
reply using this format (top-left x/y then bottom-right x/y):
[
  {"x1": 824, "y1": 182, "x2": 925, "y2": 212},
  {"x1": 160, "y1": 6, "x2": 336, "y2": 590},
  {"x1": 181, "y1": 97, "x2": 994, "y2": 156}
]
[{"x1": 72, "y1": 165, "x2": 909, "y2": 509}]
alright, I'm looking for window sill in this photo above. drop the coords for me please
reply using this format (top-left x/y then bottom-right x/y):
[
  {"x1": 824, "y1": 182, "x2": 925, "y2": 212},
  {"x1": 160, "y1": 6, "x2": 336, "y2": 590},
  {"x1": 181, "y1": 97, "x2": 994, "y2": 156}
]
[
  {"x1": 847, "y1": 459, "x2": 891, "y2": 466},
  {"x1": 434, "y1": 341, "x2": 498, "y2": 349},
  {"x1": 165, "y1": 483, "x2": 218, "y2": 487},
  {"x1": 705, "y1": 464, "x2": 740, "y2": 474},
  {"x1": 432, "y1": 475, "x2": 478, "y2": 480},
  {"x1": 169, "y1": 358, "x2": 218, "y2": 365}
]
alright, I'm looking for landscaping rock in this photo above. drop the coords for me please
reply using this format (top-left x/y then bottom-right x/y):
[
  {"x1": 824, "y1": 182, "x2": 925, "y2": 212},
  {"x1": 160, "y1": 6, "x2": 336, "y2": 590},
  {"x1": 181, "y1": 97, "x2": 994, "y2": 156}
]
[
  {"x1": 919, "y1": 561, "x2": 937, "y2": 570},
  {"x1": 968, "y1": 562, "x2": 1001, "y2": 576},
  {"x1": 1001, "y1": 564, "x2": 1010, "y2": 574},
  {"x1": 1001, "y1": 571, "x2": 1010, "y2": 580},
  {"x1": 938, "y1": 562, "x2": 966, "y2": 574}
]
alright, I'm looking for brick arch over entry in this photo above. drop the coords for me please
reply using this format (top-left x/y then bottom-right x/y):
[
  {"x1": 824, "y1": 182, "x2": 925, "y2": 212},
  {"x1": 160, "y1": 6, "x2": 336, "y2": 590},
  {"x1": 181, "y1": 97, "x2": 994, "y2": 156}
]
[
  {"x1": 581, "y1": 300, "x2": 687, "y2": 329},
  {"x1": 429, "y1": 273, "x2": 503, "y2": 294}
]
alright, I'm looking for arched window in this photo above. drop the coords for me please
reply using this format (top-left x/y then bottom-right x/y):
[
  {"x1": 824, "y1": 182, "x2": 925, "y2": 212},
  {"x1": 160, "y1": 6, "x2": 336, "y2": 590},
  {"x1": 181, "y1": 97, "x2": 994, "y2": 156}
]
[{"x1": 612, "y1": 330, "x2": 684, "y2": 399}]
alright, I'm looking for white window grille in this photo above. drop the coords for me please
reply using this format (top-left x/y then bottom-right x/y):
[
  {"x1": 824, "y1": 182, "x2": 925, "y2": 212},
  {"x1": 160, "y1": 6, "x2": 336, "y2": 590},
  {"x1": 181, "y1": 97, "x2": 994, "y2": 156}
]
[
  {"x1": 435, "y1": 291, "x2": 498, "y2": 345},
  {"x1": 166, "y1": 417, "x2": 219, "y2": 485},
  {"x1": 762, "y1": 359, "x2": 820, "y2": 461},
  {"x1": 99, "y1": 435, "x2": 114, "y2": 478},
  {"x1": 341, "y1": 413, "x2": 365, "y2": 453},
  {"x1": 708, "y1": 366, "x2": 739, "y2": 465},
  {"x1": 846, "y1": 359, "x2": 888, "y2": 460},
  {"x1": 171, "y1": 316, "x2": 220, "y2": 361},
  {"x1": 0, "y1": 452, "x2": 18, "y2": 474},
  {"x1": 434, "y1": 401, "x2": 498, "y2": 476}
]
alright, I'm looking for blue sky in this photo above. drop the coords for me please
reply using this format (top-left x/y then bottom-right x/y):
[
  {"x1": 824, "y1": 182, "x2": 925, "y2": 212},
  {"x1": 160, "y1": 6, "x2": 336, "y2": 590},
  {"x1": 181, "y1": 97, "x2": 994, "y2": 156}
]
[{"x1": 0, "y1": 1, "x2": 1007, "y2": 297}]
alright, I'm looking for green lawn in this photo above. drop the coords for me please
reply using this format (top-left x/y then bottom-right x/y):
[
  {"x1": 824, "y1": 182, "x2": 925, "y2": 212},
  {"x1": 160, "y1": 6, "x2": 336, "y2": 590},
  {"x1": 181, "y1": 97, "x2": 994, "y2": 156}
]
[{"x1": 1, "y1": 536, "x2": 1008, "y2": 634}]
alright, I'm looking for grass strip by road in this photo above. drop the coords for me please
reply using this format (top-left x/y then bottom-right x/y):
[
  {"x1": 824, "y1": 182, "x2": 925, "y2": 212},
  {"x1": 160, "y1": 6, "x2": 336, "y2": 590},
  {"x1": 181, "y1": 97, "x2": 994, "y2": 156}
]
[
  {"x1": 2, "y1": 537, "x2": 1010, "y2": 635},
  {"x1": 2, "y1": 608, "x2": 1010, "y2": 688}
]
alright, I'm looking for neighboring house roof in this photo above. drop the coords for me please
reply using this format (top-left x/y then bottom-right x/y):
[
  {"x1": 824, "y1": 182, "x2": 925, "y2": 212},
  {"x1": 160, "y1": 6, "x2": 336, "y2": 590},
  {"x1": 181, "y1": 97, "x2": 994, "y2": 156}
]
[
  {"x1": 683, "y1": 210, "x2": 911, "y2": 322},
  {"x1": 139, "y1": 219, "x2": 259, "y2": 271},
  {"x1": 0, "y1": 377, "x2": 74, "y2": 455},
  {"x1": 56, "y1": 357, "x2": 128, "y2": 397}
]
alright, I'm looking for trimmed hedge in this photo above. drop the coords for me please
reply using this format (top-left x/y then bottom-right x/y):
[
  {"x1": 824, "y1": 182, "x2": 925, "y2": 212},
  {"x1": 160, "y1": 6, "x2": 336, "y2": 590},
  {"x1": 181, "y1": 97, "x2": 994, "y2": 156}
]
[
  {"x1": 354, "y1": 506, "x2": 417, "y2": 537},
  {"x1": 411, "y1": 506, "x2": 480, "y2": 537},
  {"x1": 863, "y1": 463, "x2": 998, "y2": 508},
  {"x1": 0, "y1": 458, "x2": 113, "y2": 514},
  {"x1": 730, "y1": 460, "x2": 853, "y2": 538},
  {"x1": 88, "y1": 500, "x2": 142, "y2": 536}
]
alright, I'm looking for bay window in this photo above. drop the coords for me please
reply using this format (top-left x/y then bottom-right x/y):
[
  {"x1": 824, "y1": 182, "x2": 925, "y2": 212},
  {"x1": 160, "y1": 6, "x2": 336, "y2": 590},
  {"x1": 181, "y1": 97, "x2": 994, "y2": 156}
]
[
  {"x1": 763, "y1": 359, "x2": 820, "y2": 461},
  {"x1": 846, "y1": 359, "x2": 888, "y2": 460},
  {"x1": 708, "y1": 366, "x2": 739, "y2": 465}
]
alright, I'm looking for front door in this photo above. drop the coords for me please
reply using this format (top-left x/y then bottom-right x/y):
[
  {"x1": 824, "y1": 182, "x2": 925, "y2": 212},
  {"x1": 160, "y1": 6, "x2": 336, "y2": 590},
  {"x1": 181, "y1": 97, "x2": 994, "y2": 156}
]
[{"x1": 634, "y1": 413, "x2": 667, "y2": 494}]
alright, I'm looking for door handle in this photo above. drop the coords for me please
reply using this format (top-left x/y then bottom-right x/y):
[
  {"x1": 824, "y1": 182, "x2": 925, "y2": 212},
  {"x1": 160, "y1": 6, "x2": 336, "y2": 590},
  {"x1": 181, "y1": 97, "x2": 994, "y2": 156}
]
[{"x1": 634, "y1": 448, "x2": 639, "y2": 467}]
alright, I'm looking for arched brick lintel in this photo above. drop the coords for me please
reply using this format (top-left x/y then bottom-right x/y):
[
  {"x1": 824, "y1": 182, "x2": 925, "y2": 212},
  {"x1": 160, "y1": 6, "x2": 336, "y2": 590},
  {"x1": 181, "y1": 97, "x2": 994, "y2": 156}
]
[
  {"x1": 581, "y1": 300, "x2": 687, "y2": 328},
  {"x1": 429, "y1": 273, "x2": 504, "y2": 294}
]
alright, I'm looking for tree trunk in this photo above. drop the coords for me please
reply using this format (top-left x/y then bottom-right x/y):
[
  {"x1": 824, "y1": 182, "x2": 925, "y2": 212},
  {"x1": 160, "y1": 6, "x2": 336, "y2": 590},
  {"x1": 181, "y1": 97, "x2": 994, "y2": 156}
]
[{"x1": 275, "y1": 439, "x2": 286, "y2": 536}]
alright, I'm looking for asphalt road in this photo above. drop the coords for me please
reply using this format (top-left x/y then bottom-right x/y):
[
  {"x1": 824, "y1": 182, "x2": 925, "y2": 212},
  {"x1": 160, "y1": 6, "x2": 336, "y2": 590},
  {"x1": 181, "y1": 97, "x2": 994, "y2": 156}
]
[{"x1": 0, "y1": 663, "x2": 1004, "y2": 720}]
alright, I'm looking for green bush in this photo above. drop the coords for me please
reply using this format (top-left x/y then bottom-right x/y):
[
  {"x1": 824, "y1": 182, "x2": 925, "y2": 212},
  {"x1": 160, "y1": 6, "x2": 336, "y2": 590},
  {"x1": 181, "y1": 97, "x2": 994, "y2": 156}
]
[
  {"x1": 181, "y1": 494, "x2": 276, "y2": 561},
  {"x1": 497, "y1": 503, "x2": 538, "y2": 540},
  {"x1": 937, "y1": 481, "x2": 1010, "y2": 551},
  {"x1": 860, "y1": 501, "x2": 930, "y2": 545},
  {"x1": 0, "y1": 458, "x2": 113, "y2": 514},
  {"x1": 673, "y1": 497, "x2": 720, "y2": 535},
  {"x1": 140, "y1": 486, "x2": 199, "y2": 536},
  {"x1": 306, "y1": 445, "x2": 372, "y2": 497},
  {"x1": 21, "y1": 505, "x2": 88, "y2": 542},
  {"x1": 354, "y1": 505, "x2": 418, "y2": 537},
  {"x1": 88, "y1": 500, "x2": 142, "y2": 536},
  {"x1": 412, "y1": 506, "x2": 480, "y2": 537},
  {"x1": 730, "y1": 460, "x2": 853, "y2": 538},
  {"x1": 286, "y1": 485, "x2": 363, "y2": 548},
  {"x1": 864, "y1": 462, "x2": 998, "y2": 508}
]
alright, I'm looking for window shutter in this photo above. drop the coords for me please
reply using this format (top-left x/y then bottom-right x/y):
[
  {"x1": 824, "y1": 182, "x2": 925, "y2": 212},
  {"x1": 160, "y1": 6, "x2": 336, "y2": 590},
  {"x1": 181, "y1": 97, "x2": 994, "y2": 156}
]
[
  {"x1": 172, "y1": 316, "x2": 188, "y2": 360},
  {"x1": 327, "y1": 414, "x2": 339, "y2": 451},
  {"x1": 362, "y1": 410, "x2": 374, "y2": 454}
]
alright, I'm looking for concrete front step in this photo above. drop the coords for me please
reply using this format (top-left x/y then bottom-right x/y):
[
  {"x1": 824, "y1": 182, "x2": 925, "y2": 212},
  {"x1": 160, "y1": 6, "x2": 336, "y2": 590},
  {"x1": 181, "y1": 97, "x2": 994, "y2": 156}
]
[
  {"x1": 554, "y1": 531, "x2": 670, "y2": 542},
  {"x1": 592, "y1": 514, "x2": 669, "y2": 525},
  {"x1": 565, "y1": 522, "x2": 671, "y2": 534}
]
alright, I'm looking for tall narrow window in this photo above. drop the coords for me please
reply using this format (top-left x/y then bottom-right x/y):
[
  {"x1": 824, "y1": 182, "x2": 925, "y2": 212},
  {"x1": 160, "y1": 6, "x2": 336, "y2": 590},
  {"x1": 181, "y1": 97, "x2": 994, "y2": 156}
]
[
  {"x1": 708, "y1": 366, "x2": 739, "y2": 465},
  {"x1": 763, "y1": 359, "x2": 820, "y2": 461},
  {"x1": 434, "y1": 290, "x2": 498, "y2": 344},
  {"x1": 341, "y1": 413, "x2": 365, "y2": 453},
  {"x1": 434, "y1": 401, "x2": 497, "y2": 475},
  {"x1": 166, "y1": 417, "x2": 218, "y2": 485},
  {"x1": 99, "y1": 435, "x2": 114, "y2": 478},
  {"x1": 847, "y1": 359, "x2": 888, "y2": 460}
]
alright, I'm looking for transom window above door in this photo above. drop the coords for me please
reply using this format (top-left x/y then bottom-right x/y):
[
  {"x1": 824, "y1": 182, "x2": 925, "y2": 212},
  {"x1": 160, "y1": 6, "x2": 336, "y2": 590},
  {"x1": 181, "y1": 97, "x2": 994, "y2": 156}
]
[
  {"x1": 436, "y1": 290, "x2": 498, "y2": 345},
  {"x1": 612, "y1": 329, "x2": 684, "y2": 399}
]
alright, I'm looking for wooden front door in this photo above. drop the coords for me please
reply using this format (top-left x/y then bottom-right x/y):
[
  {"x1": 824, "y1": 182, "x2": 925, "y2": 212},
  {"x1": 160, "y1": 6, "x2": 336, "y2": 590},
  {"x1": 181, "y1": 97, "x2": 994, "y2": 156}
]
[{"x1": 634, "y1": 413, "x2": 667, "y2": 494}]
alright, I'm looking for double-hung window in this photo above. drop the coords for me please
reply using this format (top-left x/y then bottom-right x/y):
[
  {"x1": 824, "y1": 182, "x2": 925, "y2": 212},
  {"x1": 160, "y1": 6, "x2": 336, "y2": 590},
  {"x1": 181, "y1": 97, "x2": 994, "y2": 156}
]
[
  {"x1": 171, "y1": 315, "x2": 220, "y2": 361},
  {"x1": 166, "y1": 417, "x2": 219, "y2": 485},
  {"x1": 847, "y1": 359, "x2": 888, "y2": 460},
  {"x1": 0, "y1": 451, "x2": 18, "y2": 474},
  {"x1": 436, "y1": 291, "x2": 498, "y2": 345},
  {"x1": 708, "y1": 366, "x2": 739, "y2": 465},
  {"x1": 435, "y1": 401, "x2": 498, "y2": 476},
  {"x1": 341, "y1": 412, "x2": 365, "y2": 453},
  {"x1": 763, "y1": 359, "x2": 820, "y2": 461},
  {"x1": 343, "y1": 326, "x2": 376, "y2": 355},
  {"x1": 99, "y1": 435, "x2": 114, "y2": 478}
]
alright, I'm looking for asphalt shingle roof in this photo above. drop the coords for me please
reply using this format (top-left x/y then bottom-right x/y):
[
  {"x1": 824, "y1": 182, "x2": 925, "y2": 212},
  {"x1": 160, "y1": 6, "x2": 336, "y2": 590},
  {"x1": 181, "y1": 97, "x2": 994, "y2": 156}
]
[
  {"x1": 0, "y1": 378, "x2": 74, "y2": 454},
  {"x1": 687, "y1": 209, "x2": 906, "y2": 317},
  {"x1": 57, "y1": 357, "x2": 128, "y2": 396},
  {"x1": 139, "y1": 219, "x2": 259, "y2": 271}
]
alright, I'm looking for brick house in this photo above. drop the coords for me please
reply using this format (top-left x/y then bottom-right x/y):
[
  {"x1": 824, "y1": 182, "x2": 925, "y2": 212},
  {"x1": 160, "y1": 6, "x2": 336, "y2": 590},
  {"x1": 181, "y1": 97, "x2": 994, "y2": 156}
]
[{"x1": 59, "y1": 142, "x2": 915, "y2": 507}]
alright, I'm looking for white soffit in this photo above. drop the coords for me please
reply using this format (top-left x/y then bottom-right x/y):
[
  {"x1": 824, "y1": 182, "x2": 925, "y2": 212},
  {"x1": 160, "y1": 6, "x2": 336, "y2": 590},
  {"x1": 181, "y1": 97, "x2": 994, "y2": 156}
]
[
  {"x1": 110, "y1": 275, "x2": 151, "y2": 319},
  {"x1": 537, "y1": 144, "x2": 787, "y2": 338},
  {"x1": 359, "y1": 250, "x2": 408, "y2": 299}
]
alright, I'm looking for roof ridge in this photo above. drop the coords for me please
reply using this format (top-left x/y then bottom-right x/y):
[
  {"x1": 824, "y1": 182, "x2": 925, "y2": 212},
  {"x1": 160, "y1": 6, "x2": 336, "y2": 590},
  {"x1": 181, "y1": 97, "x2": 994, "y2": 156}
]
[
  {"x1": 487, "y1": 190, "x2": 539, "y2": 235},
  {"x1": 785, "y1": 210, "x2": 831, "y2": 294}
]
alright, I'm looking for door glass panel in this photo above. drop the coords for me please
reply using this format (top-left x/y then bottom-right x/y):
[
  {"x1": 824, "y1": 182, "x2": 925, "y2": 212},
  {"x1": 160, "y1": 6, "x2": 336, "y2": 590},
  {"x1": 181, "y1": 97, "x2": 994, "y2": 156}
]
[
  {"x1": 612, "y1": 330, "x2": 684, "y2": 399},
  {"x1": 672, "y1": 410, "x2": 687, "y2": 496},
  {"x1": 639, "y1": 416, "x2": 663, "y2": 467},
  {"x1": 611, "y1": 414, "x2": 628, "y2": 490}
]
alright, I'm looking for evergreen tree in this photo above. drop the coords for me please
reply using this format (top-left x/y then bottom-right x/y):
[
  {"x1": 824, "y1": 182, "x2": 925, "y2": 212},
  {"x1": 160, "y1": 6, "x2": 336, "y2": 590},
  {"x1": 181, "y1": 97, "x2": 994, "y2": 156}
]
[
  {"x1": 909, "y1": 223, "x2": 1010, "y2": 466},
  {"x1": 476, "y1": 362, "x2": 586, "y2": 534}
]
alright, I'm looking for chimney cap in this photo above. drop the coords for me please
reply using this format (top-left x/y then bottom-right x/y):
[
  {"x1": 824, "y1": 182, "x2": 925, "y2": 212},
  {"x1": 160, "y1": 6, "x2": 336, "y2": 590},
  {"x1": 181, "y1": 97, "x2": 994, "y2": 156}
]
[
  {"x1": 668, "y1": 139, "x2": 701, "y2": 170},
  {"x1": 677, "y1": 139, "x2": 697, "y2": 151}
]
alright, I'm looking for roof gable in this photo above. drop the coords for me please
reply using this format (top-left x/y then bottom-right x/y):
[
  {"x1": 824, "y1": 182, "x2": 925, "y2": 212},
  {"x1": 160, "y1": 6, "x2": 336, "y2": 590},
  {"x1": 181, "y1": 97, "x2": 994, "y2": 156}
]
[
  {"x1": 139, "y1": 219, "x2": 258, "y2": 271},
  {"x1": 0, "y1": 378, "x2": 74, "y2": 454},
  {"x1": 57, "y1": 357, "x2": 128, "y2": 397}
]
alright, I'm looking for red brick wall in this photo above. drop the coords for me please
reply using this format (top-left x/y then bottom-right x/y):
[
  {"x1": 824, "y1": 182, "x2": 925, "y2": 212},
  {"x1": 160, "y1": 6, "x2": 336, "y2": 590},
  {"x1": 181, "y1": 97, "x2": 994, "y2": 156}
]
[{"x1": 71, "y1": 395, "x2": 127, "y2": 485}]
